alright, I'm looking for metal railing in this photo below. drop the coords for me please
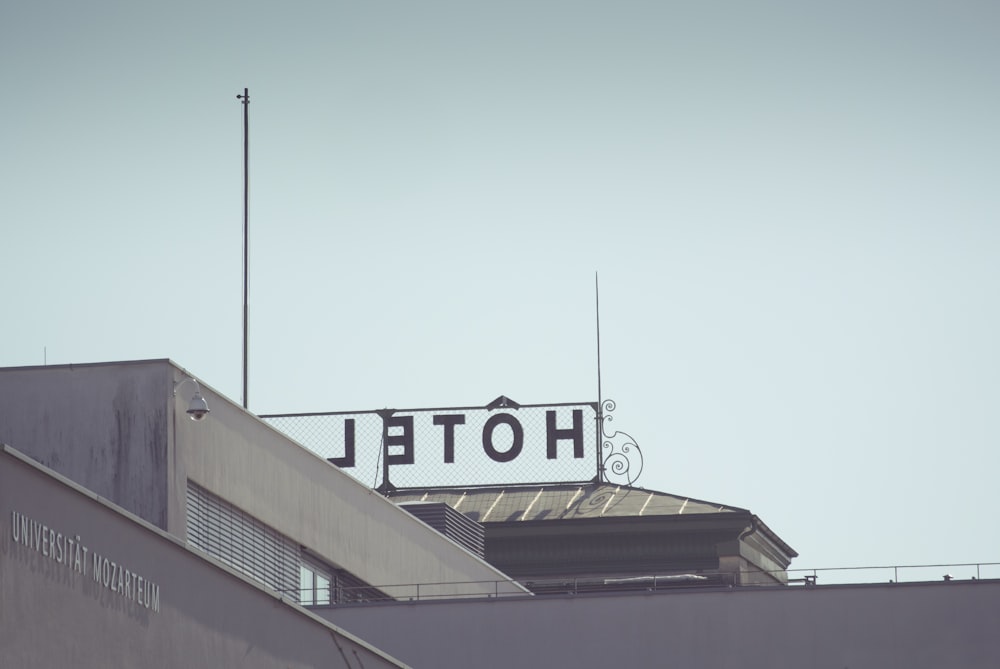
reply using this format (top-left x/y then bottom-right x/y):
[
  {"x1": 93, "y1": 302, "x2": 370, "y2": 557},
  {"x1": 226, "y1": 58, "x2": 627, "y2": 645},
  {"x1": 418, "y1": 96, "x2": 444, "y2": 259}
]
[
  {"x1": 282, "y1": 579, "x2": 531, "y2": 604},
  {"x1": 280, "y1": 561, "x2": 1000, "y2": 606},
  {"x1": 771, "y1": 561, "x2": 1000, "y2": 586}
]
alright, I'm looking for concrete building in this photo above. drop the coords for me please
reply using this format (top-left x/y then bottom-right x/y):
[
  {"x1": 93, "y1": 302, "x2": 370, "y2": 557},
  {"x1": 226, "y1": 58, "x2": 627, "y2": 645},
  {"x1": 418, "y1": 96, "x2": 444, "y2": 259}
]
[
  {"x1": 317, "y1": 578, "x2": 1000, "y2": 668},
  {"x1": 2, "y1": 359, "x2": 998, "y2": 668},
  {"x1": 1, "y1": 445, "x2": 407, "y2": 668},
  {"x1": 0, "y1": 359, "x2": 524, "y2": 602},
  {"x1": 392, "y1": 483, "x2": 797, "y2": 590},
  {"x1": 262, "y1": 393, "x2": 798, "y2": 588}
]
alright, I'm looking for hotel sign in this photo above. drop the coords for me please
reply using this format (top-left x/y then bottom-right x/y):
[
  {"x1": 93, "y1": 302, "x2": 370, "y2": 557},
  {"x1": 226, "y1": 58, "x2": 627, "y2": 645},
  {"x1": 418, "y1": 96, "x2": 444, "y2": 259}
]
[
  {"x1": 263, "y1": 397, "x2": 615, "y2": 489},
  {"x1": 330, "y1": 404, "x2": 589, "y2": 468}
]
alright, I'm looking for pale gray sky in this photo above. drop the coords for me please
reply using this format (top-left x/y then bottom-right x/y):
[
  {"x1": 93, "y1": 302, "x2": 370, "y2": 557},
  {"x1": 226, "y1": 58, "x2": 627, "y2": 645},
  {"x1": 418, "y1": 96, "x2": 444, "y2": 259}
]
[{"x1": 3, "y1": 1, "x2": 998, "y2": 578}]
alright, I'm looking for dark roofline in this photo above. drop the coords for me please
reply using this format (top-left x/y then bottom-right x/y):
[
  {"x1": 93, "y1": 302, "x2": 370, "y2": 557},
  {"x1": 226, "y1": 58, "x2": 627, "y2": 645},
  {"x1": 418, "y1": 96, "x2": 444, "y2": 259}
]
[
  {"x1": 751, "y1": 514, "x2": 798, "y2": 558},
  {"x1": 488, "y1": 509, "x2": 756, "y2": 532},
  {"x1": 387, "y1": 481, "x2": 750, "y2": 515},
  {"x1": 390, "y1": 482, "x2": 796, "y2": 558}
]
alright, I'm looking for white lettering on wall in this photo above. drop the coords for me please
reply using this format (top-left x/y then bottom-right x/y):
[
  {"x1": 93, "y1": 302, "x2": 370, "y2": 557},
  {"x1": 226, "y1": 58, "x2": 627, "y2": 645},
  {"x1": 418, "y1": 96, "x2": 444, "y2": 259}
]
[{"x1": 8, "y1": 509, "x2": 160, "y2": 614}]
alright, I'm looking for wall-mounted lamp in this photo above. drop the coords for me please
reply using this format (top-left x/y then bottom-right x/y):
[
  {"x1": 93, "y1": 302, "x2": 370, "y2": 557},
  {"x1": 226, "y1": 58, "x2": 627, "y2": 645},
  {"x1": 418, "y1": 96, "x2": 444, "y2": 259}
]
[{"x1": 173, "y1": 377, "x2": 210, "y2": 421}]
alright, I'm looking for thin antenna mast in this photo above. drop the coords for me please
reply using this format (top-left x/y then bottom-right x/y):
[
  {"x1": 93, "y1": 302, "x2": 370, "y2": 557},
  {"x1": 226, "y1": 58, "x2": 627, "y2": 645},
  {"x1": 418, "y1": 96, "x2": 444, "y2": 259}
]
[
  {"x1": 595, "y1": 272, "x2": 604, "y2": 482},
  {"x1": 237, "y1": 88, "x2": 250, "y2": 410},
  {"x1": 593, "y1": 273, "x2": 644, "y2": 486},
  {"x1": 596, "y1": 272, "x2": 603, "y2": 408}
]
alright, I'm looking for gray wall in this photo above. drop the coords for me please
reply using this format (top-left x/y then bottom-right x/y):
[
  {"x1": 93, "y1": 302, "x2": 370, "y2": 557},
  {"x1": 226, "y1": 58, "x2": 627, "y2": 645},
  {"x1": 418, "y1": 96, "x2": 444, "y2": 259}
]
[
  {"x1": 0, "y1": 446, "x2": 407, "y2": 669},
  {"x1": 0, "y1": 361, "x2": 171, "y2": 528},
  {"x1": 174, "y1": 366, "x2": 527, "y2": 597},
  {"x1": 320, "y1": 577, "x2": 1000, "y2": 668},
  {"x1": 0, "y1": 359, "x2": 525, "y2": 599}
]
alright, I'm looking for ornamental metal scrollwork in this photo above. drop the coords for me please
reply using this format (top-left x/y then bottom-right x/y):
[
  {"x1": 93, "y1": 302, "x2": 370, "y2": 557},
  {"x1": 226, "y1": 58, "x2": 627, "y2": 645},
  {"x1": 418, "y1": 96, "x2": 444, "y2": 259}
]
[{"x1": 599, "y1": 399, "x2": 643, "y2": 486}]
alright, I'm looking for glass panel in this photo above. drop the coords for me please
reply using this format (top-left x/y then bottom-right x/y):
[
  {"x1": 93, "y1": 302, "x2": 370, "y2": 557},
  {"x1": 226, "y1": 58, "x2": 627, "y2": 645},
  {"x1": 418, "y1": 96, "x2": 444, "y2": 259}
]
[
  {"x1": 299, "y1": 565, "x2": 314, "y2": 605},
  {"x1": 316, "y1": 573, "x2": 331, "y2": 605}
]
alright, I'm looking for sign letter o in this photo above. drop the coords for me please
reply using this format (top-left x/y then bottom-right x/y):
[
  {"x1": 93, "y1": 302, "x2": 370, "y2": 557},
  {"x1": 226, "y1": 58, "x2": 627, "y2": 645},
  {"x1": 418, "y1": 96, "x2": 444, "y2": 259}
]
[{"x1": 482, "y1": 413, "x2": 524, "y2": 463}]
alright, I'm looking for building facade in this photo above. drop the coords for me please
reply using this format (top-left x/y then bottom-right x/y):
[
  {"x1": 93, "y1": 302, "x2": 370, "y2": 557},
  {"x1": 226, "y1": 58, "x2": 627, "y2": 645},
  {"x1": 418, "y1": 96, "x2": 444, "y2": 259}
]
[{"x1": 2, "y1": 359, "x2": 998, "y2": 668}]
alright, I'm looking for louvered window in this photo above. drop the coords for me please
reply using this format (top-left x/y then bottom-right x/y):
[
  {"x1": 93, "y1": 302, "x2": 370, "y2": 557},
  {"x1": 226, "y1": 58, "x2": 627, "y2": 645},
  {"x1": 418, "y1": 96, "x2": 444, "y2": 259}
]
[{"x1": 186, "y1": 481, "x2": 300, "y2": 600}]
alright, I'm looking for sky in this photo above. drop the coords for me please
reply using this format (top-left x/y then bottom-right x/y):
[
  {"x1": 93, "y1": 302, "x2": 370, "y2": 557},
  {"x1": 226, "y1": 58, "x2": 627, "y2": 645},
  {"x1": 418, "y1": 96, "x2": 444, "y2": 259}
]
[{"x1": 3, "y1": 1, "x2": 999, "y2": 582}]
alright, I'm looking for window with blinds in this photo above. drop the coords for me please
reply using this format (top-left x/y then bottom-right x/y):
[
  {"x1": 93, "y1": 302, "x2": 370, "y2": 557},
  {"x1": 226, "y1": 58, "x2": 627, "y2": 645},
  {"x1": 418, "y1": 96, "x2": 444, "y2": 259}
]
[{"x1": 186, "y1": 481, "x2": 300, "y2": 600}]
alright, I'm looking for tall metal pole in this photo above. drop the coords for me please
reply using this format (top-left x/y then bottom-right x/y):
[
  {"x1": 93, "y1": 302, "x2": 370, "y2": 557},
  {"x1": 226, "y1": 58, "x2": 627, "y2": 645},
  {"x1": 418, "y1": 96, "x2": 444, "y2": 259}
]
[
  {"x1": 237, "y1": 88, "x2": 250, "y2": 409},
  {"x1": 595, "y1": 272, "x2": 604, "y2": 482},
  {"x1": 595, "y1": 272, "x2": 603, "y2": 411}
]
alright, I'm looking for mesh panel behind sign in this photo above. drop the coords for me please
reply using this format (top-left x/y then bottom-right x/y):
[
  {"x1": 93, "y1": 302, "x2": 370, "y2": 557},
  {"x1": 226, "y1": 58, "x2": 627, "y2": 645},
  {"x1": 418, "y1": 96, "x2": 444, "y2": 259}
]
[{"x1": 263, "y1": 403, "x2": 599, "y2": 488}]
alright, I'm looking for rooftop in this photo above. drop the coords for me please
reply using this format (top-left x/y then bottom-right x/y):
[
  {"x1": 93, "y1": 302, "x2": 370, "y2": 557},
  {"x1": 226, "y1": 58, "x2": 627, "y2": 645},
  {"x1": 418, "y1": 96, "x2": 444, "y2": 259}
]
[{"x1": 388, "y1": 481, "x2": 745, "y2": 523}]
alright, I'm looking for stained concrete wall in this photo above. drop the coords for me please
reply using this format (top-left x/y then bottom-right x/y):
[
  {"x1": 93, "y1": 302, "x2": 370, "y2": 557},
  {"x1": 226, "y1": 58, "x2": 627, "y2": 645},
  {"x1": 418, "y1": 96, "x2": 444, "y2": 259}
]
[
  {"x1": 0, "y1": 360, "x2": 525, "y2": 599},
  {"x1": 0, "y1": 446, "x2": 407, "y2": 669},
  {"x1": 0, "y1": 361, "x2": 171, "y2": 529},
  {"x1": 320, "y1": 577, "x2": 1000, "y2": 668}
]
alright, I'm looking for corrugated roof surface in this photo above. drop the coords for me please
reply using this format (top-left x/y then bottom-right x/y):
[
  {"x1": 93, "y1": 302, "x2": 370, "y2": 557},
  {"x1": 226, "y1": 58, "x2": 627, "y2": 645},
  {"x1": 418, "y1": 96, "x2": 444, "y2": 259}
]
[{"x1": 388, "y1": 483, "x2": 744, "y2": 522}]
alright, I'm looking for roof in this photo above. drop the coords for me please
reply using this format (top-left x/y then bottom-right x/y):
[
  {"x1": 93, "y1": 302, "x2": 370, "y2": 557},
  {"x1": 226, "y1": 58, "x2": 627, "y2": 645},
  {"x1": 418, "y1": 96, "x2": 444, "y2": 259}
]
[{"x1": 387, "y1": 482, "x2": 746, "y2": 523}]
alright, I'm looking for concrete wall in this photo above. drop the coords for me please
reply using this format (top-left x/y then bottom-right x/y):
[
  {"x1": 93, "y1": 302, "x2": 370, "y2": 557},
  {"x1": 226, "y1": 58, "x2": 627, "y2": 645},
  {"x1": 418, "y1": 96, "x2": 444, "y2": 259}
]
[
  {"x1": 0, "y1": 446, "x2": 407, "y2": 669},
  {"x1": 0, "y1": 361, "x2": 171, "y2": 529},
  {"x1": 0, "y1": 360, "x2": 525, "y2": 599},
  {"x1": 170, "y1": 363, "x2": 525, "y2": 597},
  {"x1": 7, "y1": 439, "x2": 996, "y2": 669},
  {"x1": 320, "y1": 577, "x2": 1000, "y2": 668}
]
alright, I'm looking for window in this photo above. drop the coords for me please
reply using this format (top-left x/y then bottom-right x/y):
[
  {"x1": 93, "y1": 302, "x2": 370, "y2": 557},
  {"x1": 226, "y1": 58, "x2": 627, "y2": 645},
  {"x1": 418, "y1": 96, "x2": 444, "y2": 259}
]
[
  {"x1": 299, "y1": 559, "x2": 332, "y2": 605},
  {"x1": 186, "y1": 481, "x2": 386, "y2": 605},
  {"x1": 186, "y1": 481, "x2": 298, "y2": 597}
]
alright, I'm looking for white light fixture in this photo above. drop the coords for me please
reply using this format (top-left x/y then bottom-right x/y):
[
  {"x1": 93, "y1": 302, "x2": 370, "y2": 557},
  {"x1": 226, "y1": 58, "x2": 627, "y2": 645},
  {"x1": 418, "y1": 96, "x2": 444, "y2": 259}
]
[{"x1": 173, "y1": 377, "x2": 210, "y2": 421}]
